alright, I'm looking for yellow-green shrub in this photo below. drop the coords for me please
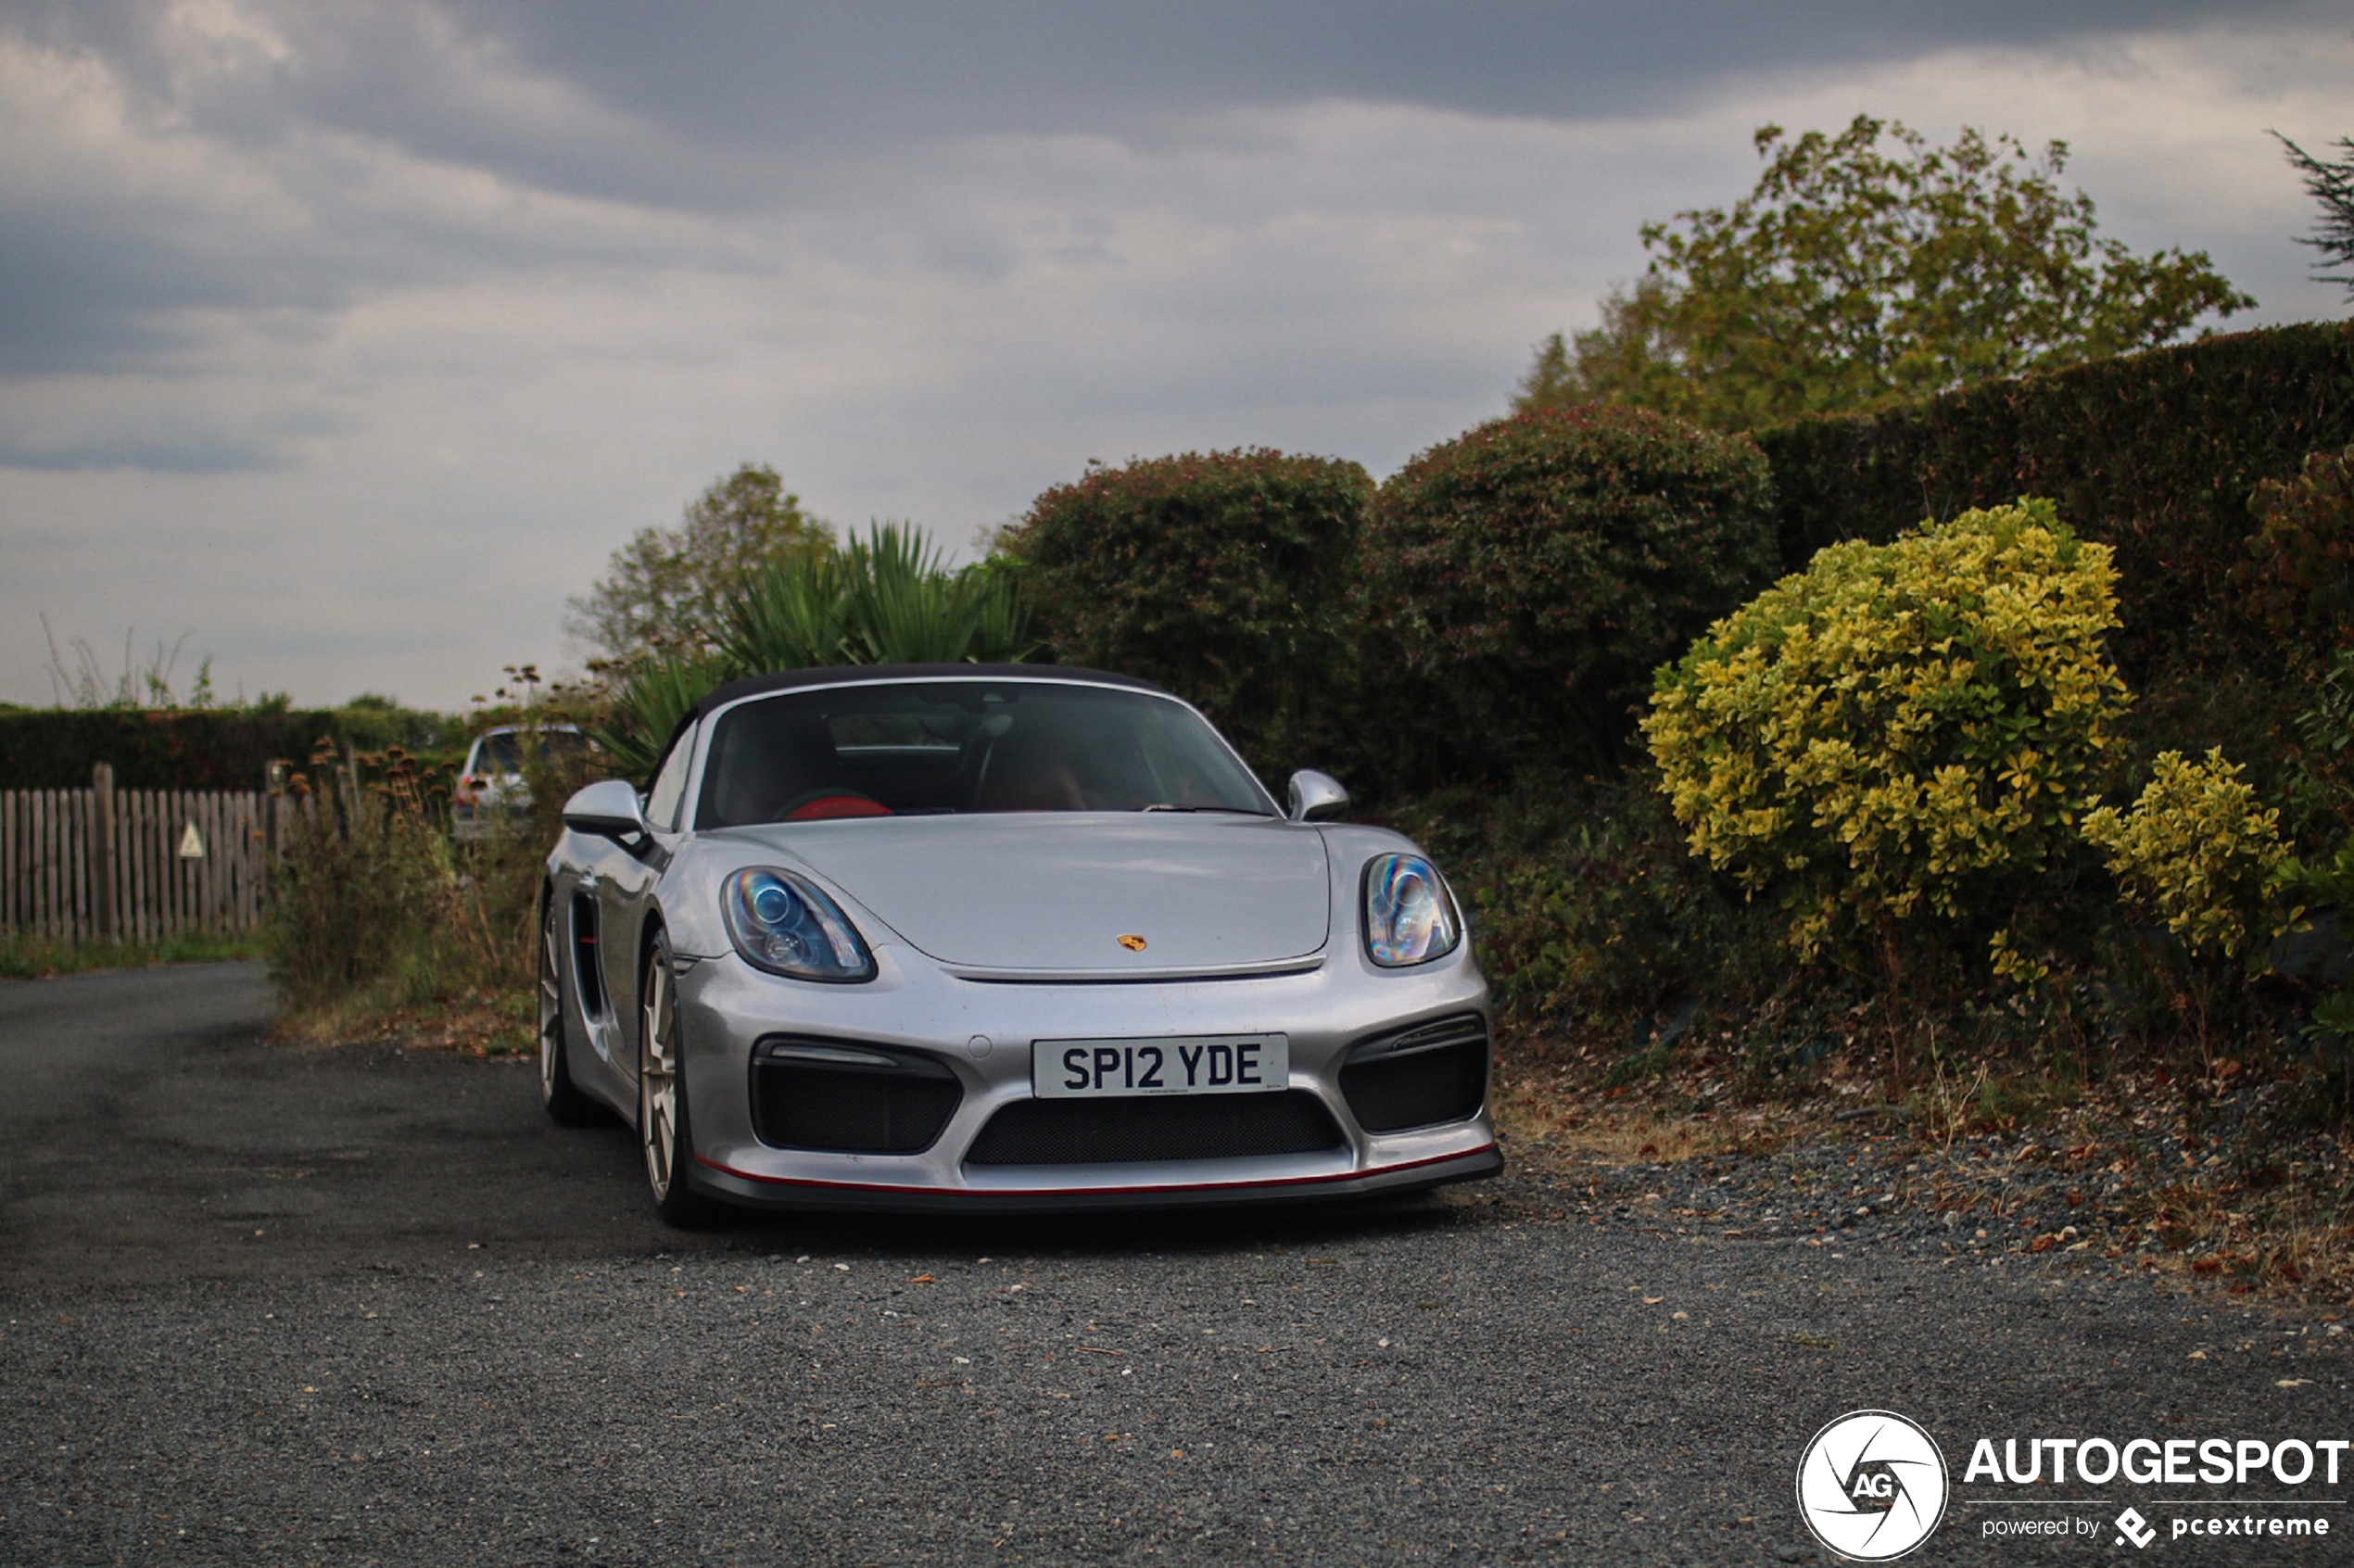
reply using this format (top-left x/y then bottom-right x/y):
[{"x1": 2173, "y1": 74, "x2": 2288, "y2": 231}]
[
  {"x1": 1643, "y1": 498, "x2": 2130, "y2": 961},
  {"x1": 2082, "y1": 748, "x2": 2293, "y2": 959}
]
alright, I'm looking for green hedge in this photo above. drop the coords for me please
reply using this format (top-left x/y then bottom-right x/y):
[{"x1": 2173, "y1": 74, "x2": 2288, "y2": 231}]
[
  {"x1": 1755, "y1": 318, "x2": 2354, "y2": 684},
  {"x1": 1365, "y1": 404, "x2": 1777, "y2": 776},
  {"x1": 0, "y1": 707, "x2": 466, "y2": 791},
  {"x1": 1004, "y1": 449, "x2": 1373, "y2": 781}
]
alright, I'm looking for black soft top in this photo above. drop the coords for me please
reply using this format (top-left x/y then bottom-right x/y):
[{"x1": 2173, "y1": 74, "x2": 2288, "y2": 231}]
[{"x1": 689, "y1": 664, "x2": 1171, "y2": 724}]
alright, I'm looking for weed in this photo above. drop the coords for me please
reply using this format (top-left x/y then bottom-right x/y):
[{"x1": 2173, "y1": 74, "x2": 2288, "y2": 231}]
[
  {"x1": 263, "y1": 724, "x2": 601, "y2": 1041},
  {"x1": 0, "y1": 929, "x2": 266, "y2": 980}
]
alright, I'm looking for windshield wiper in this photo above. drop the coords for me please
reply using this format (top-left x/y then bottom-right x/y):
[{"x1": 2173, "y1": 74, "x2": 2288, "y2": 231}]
[{"x1": 1141, "y1": 803, "x2": 1274, "y2": 816}]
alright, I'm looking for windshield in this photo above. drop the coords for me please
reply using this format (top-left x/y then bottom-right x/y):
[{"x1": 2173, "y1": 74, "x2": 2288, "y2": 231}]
[{"x1": 694, "y1": 680, "x2": 1274, "y2": 828}]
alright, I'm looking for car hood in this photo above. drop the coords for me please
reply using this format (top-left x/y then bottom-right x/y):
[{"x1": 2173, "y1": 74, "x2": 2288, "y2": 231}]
[{"x1": 726, "y1": 814, "x2": 1331, "y2": 976}]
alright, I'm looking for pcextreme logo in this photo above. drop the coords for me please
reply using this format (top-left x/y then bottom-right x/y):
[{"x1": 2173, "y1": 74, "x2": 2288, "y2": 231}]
[{"x1": 1797, "y1": 1410, "x2": 1952, "y2": 1561}]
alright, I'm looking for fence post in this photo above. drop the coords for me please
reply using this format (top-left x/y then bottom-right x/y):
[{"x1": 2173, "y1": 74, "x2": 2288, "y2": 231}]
[
  {"x1": 90, "y1": 763, "x2": 118, "y2": 943},
  {"x1": 262, "y1": 760, "x2": 287, "y2": 902}
]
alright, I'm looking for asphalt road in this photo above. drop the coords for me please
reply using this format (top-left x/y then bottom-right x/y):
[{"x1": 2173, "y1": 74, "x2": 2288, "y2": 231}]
[{"x1": 0, "y1": 963, "x2": 2347, "y2": 1566}]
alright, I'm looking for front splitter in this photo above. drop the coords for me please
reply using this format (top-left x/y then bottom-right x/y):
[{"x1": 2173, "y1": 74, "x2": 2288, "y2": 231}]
[{"x1": 689, "y1": 1143, "x2": 1502, "y2": 1215}]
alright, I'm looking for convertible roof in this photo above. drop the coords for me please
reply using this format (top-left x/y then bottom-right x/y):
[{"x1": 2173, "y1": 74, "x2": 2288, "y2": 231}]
[{"x1": 689, "y1": 664, "x2": 1171, "y2": 723}]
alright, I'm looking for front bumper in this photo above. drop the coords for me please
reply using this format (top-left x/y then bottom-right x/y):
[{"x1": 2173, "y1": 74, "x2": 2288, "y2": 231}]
[{"x1": 672, "y1": 940, "x2": 1500, "y2": 1211}]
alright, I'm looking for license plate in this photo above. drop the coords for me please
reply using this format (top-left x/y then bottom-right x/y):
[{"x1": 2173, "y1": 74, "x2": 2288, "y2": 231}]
[{"x1": 1033, "y1": 1034, "x2": 1288, "y2": 1098}]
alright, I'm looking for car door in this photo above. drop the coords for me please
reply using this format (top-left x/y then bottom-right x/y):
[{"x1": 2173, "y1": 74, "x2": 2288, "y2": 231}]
[{"x1": 591, "y1": 719, "x2": 700, "y2": 1105}]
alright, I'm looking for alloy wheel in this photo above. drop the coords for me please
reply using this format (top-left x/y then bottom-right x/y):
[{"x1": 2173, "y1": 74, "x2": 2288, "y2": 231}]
[{"x1": 639, "y1": 948, "x2": 681, "y2": 1202}]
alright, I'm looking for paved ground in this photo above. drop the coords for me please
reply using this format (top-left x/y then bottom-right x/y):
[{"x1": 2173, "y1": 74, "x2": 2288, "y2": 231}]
[{"x1": 0, "y1": 963, "x2": 2348, "y2": 1565}]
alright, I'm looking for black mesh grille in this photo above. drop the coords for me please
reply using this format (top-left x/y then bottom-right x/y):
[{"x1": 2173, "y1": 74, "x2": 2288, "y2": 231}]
[
  {"x1": 751, "y1": 1042, "x2": 962, "y2": 1155},
  {"x1": 964, "y1": 1090, "x2": 1344, "y2": 1167},
  {"x1": 1339, "y1": 1015, "x2": 1489, "y2": 1132}
]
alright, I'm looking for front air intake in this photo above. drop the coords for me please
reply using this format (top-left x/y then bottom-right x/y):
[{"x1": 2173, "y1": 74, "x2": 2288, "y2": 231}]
[
  {"x1": 750, "y1": 1039, "x2": 962, "y2": 1155},
  {"x1": 964, "y1": 1090, "x2": 1345, "y2": 1166},
  {"x1": 1339, "y1": 1014, "x2": 1489, "y2": 1132}
]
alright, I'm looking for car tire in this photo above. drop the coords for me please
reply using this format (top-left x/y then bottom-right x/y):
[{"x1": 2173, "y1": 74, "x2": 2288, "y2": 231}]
[
  {"x1": 639, "y1": 930, "x2": 713, "y2": 1227},
  {"x1": 539, "y1": 895, "x2": 598, "y2": 1127}
]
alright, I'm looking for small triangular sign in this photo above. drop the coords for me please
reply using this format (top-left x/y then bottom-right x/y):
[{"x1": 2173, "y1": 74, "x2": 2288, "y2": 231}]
[{"x1": 177, "y1": 823, "x2": 206, "y2": 860}]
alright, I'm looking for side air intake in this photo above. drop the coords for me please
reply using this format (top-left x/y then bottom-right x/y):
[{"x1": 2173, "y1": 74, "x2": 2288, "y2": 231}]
[
  {"x1": 1339, "y1": 1014, "x2": 1489, "y2": 1132},
  {"x1": 750, "y1": 1039, "x2": 963, "y2": 1155}
]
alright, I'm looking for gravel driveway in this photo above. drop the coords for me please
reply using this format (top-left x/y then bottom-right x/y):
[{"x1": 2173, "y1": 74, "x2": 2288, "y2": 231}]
[{"x1": 0, "y1": 963, "x2": 2346, "y2": 1565}]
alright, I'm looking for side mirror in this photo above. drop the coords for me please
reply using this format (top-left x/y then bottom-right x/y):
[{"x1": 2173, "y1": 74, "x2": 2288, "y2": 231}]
[
  {"x1": 1286, "y1": 769, "x2": 1349, "y2": 823},
  {"x1": 563, "y1": 778, "x2": 650, "y2": 841}
]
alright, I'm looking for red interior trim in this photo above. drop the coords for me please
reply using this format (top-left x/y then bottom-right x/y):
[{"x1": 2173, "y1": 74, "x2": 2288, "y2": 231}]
[{"x1": 785, "y1": 795, "x2": 894, "y2": 822}]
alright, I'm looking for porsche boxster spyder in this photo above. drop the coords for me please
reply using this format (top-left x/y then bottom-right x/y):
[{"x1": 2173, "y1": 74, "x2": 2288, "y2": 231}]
[{"x1": 538, "y1": 664, "x2": 1500, "y2": 1220}]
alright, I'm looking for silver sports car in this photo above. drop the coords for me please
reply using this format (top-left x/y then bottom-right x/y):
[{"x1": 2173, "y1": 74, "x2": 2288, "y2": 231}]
[{"x1": 539, "y1": 664, "x2": 1500, "y2": 1221}]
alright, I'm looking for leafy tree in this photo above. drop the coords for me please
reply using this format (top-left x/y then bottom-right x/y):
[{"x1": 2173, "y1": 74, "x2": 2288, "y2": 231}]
[
  {"x1": 2274, "y1": 132, "x2": 2354, "y2": 297},
  {"x1": 1517, "y1": 117, "x2": 2254, "y2": 429},
  {"x1": 1514, "y1": 278, "x2": 1682, "y2": 415},
  {"x1": 567, "y1": 462, "x2": 833, "y2": 664}
]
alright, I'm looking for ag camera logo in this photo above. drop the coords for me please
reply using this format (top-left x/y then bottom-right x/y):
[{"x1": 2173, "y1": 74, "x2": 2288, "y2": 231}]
[{"x1": 1797, "y1": 1410, "x2": 1950, "y2": 1561}]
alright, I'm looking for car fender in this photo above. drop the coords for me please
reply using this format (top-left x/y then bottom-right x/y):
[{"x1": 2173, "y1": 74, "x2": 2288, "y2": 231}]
[
  {"x1": 1314, "y1": 822, "x2": 1482, "y2": 982},
  {"x1": 652, "y1": 830, "x2": 918, "y2": 964}
]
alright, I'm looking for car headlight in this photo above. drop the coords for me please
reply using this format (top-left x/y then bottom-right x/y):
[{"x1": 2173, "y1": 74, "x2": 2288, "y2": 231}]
[
  {"x1": 722, "y1": 867, "x2": 876, "y2": 982},
  {"x1": 1363, "y1": 853, "x2": 1462, "y2": 967}
]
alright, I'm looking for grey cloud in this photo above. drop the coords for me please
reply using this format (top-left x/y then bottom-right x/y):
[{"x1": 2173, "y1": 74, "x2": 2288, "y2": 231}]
[
  {"x1": 0, "y1": 430, "x2": 285, "y2": 473},
  {"x1": 0, "y1": 4, "x2": 769, "y2": 415},
  {"x1": 0, "y1": 0, "x2": 2334, "y2": 478},
  {"x1": 0, "y1": 190, "x2": 352, "y2": 377},
  {"x1": 0, "y1": 398, "x2": 345, "y2": 472},
  {"x1": 10, "y1": 0, "x2": 2336, "y2": 211},
  {"x1": 475, "y1": 0, "x2": 2335, "y2": 157},
  {"x1": 6, "y1": 0, "x2": 773, "y2": 212}
]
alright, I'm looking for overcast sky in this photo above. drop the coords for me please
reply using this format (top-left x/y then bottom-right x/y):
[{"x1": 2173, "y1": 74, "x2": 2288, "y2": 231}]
[{"x1": 3, "y1": 0, "x2": 2348, "y2": 708}]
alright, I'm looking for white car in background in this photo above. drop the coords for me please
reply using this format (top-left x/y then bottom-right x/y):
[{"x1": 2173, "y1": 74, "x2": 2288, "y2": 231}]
[{"x1": 452, "y1": 724, "x2": 589, "y2": 841}]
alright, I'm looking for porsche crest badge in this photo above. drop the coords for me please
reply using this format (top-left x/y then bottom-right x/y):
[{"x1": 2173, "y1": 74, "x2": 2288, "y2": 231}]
[{"x1": 1117, "y1": 934, "x2": 1148, "y2": 952}]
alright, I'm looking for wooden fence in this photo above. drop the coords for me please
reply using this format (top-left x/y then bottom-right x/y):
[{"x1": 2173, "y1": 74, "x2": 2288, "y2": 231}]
[{"x1": 0, "y1": 765, "x2": 281, "y2": 943}]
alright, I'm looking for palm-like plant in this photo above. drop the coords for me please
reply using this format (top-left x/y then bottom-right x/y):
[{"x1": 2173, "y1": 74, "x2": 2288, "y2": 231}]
[
  {"x1": 835, "y1": 524, "x2": 1034, "y2": 665},
  {"x1": 600, "y1": 523, "x2": 1036, "y2": 779},
  {"x1": 719, "y1": 522, "x2": 1033, "y2": 670},
  {"x1": 591, "y1": 651, "x2": 732, "y2": 780},
  {"x1": 719, "y1": 550, "x2": 847, "y2": 675}
]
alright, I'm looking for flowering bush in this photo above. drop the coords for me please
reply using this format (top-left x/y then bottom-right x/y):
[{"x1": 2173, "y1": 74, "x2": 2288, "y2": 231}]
[
  {"x1": 1643, "y1": 498, "x2": 2130, "y2": 961},
  {"x1": 2082, "y1": 748, "x2": 2294, "y2": 960}
]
